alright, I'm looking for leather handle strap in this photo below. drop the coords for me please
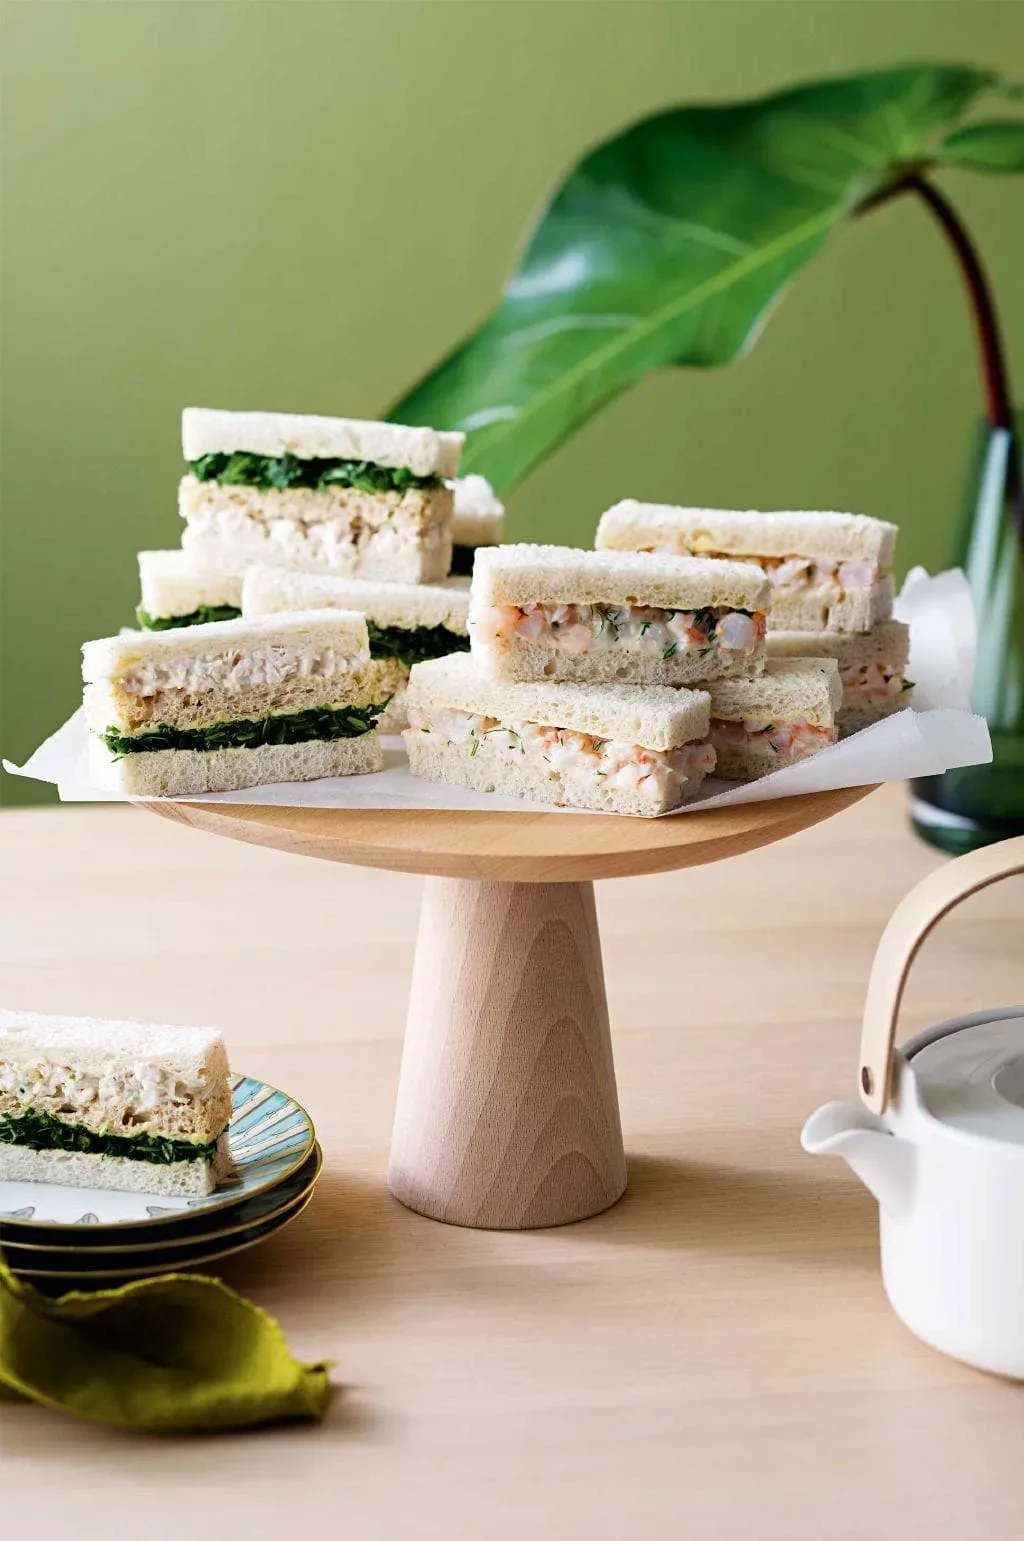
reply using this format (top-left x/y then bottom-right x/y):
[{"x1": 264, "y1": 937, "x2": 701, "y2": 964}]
[{"x1": 859, "y1": 836, "x2": 1024, "y2": 1113}]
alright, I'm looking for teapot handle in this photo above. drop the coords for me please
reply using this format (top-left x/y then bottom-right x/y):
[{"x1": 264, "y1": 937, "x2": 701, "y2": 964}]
[{"x1": 859, "y1": 835, "x2": 1024, "y2": 1114}]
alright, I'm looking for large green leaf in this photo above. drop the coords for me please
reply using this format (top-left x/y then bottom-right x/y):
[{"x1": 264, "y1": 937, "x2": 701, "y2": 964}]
[
  {"x1": 389, "y1": 65, "x2": 1012, "y2": 494},
  {"x1": 937, "y1": 120, "x2": 1024, "y2": 173}
]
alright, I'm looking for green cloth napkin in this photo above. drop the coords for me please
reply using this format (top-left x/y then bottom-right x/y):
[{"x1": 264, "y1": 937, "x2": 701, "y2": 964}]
[{"x1": 0, "y1": 1255, "x2": 332, "y2": 1431}]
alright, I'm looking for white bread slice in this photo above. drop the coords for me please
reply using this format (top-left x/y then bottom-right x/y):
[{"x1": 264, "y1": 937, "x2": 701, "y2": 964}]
[
  {"x1": 0, "y1": 1010, "x2": 231, "y2": 1143},
  {"x1": 469, "y1": 632, "x2": 765, "y2": 687},
  {"x1": 452, "y1": 475, "x2": 505, "y2": 548},
  {"x1": 472, "y1": 543, "x2": 769, "y2": 611},
  {"x1": 87, "y1": 731, "x2": 383, "y2": 797},
  {"x1": 706, "y1": 658, "x2": 841, "y2": 729},
  {"x1": 404, "y1": 732, "x2": 707, "y2": 817},
  {"x1": 767, "y1": 619, "x2": 909, "y2": 673},
  {"x1": 767, "y1": 575, "x2": 894, "y2": 633},
  {"x1": 179, "y1": 477, "x2": 453, "y2": 585},
  {"x1": 241, "y1": 565, "x2": 470, "y2": 633},
  {"x1": 768, "y1": 621, "x2": 911, "y2": 736},
  {"x1": 83, "y1": 609, "x2": 370, "y2": 685},
  {"x1": 183, "y1": 408, "x2": 465, "y2": 477},
  {"x1": 405, "y1": 653, "x2": 709, "y2": 749},
  {"x1": 0, "y1": 1133, "x2": 233, "y2": 1197},
  {"x1": 138, "y1": 550, "x2": 244, "y2": 618},
  {"x1": 596, "y1": 502, "x2": 898, "y2": 568}
]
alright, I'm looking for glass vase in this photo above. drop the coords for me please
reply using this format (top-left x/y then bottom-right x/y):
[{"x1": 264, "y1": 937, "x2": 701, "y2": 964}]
[{"x1": 910, "y1": 422, "x2": 1024, "y2": 854}]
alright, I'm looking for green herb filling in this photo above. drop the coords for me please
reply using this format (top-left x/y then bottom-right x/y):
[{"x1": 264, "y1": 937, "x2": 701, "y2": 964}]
[
  {"x1": 0, "y1": 1107, "x2": 219, "y2": 1166},
  {"x1": 367, "y1": 621, "x2": 470, "y2": 669},
  {"x1": 136, "y1": 604, "x2": 242, "y2": 631},
  {"x1": 102, "y1": 701, "x2": 386, "y2": 758},
  {"x1": 189, "y1": 452, "x2": 442, "y2": 496}
]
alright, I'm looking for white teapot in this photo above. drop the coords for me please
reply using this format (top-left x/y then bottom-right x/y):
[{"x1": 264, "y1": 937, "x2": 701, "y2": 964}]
[{"x1": 802, "y1": 835, "x2": 1024, "y2": 1378}]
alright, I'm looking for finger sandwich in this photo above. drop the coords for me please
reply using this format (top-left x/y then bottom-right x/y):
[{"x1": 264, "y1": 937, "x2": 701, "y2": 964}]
[
  {"x1": 242, "y1": 565, "x2": 470, "y2": 731},
  {"x1": 596, "y1": 503, "x2": 898, "y2": 633},
  {"x1": 83, "y1": 610, "x2": 387, "y2": 796},
  {"x1": 706, "y1": 658, "x2": 842, "y2": 780},
  {"x1": 469, "y1": 544, "x2": 768, "y2": 685},
  {"x1": 136, "y1": 549, "x2": 243, "y2": 630},
  {"x1": 766, "y1": 619, "x2": 912, "y2": 736},
  {"x1": 179, "y1": 408, "x2": 464, "y2": 585},
  {"x1": 404, "y1": 652, "x2": 716, "y2": 816},
  {"x1": 0, "y1": 1010, "x2": 233, "y2": 1197}
]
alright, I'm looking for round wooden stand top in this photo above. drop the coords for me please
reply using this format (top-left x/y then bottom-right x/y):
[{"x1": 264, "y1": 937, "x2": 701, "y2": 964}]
[{"x1": 145, "y1": 784, "x2": 875, "y2": 883}]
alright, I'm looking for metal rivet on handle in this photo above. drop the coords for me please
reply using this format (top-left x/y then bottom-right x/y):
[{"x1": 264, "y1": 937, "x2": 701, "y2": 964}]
[{"x1": 860, "y1": 1066, "x2": 874, "y2": 1096}]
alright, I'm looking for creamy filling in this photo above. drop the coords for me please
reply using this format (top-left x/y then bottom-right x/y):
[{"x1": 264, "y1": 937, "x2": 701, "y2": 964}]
[
  {"x1": 471, "y1": 602, "x2": 764, "y2": 660},
  {"x1": 839, "y1": 658, "x2": 905, "y2": 703},
  {"x1": 408, "y1": 706, "x2": 717, "y2": 803},
  {"x1": 710, "y1": 715, "x2": 837, "y2": 763},
  {"x1": 640, "y1": 545, "x2": 882, "y2": 603},
  {"x1": 0, "y1": 1057, "x2": 205, "y2": 1118},
  {"x1": 118, "y1": 643, "x2": 363, "y2": 698}
]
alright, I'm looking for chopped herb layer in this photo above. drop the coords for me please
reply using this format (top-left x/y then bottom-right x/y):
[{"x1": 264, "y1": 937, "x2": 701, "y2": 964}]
[
  {"x1": 0, "y1": 1107, "x2": 219, "y2": 1165},
  {"x1": 189, "y1": 451, "x2": 441, "y2": 496},
  {"x1": 136, "y1": 604, "x2": 242, "y2": 631},
  {"x1": 102, "y1": 702, "x2": 386, "y2": 758},
  {"x1": 367, "y1": 620, "x2": 469, "y2": 669}
]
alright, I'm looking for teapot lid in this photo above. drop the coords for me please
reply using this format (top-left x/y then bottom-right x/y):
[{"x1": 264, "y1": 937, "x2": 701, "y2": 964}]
[{"x1": 906, "y1": 1007, "x2": 1024, "y2": 1143}]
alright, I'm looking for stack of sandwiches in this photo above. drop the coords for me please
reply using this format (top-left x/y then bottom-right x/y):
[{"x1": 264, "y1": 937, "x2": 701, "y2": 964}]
[
  {"x1": 83, "y1": 395, "x2": 906, "y2": 808},
  {"x1": 89, "y1": 408, "x2": 510, "y2": 788},
  {"x1": 404, "y1": 501, "x2": 910, "y2": 815},
  {"x1": 404, "y1": 542, "x2": 791, "y2": 816},
  {"x1": 597, "y1": 503, "x2": 910, "y2": 739}
]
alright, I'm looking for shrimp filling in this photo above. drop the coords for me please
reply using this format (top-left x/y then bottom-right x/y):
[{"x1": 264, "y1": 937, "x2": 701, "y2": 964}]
[
  {"x1": 710, "y1": 715, "x2": 837, "y2": 763},
  {"x1": 471, "y1": 603, "x2": 764, "y2": 661},
  {"x1": 408, "y1": 706, "x2": 717, "y2": 803},
  {"x1": 639, "y1": 545, "x2": 883, "y2": 604},
  {"x1": 839, "y1": 658, "x2": 906, "y2": 703}
]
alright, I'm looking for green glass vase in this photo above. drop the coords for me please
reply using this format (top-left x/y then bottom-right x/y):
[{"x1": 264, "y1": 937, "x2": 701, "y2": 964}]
[{"x1": 910, "y1": 423, "x2": 1024, "y2": 854}]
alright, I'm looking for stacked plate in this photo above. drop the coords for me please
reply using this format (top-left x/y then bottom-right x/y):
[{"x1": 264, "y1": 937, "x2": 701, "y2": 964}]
[{"x1": 0, "y1": 1073, "x2": 319, "y2": 1283}]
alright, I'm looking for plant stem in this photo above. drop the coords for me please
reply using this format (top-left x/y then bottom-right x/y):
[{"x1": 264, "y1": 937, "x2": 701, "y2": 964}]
[{"x1": 900, "y1": 173, "x2": 1015, "y2": 432}]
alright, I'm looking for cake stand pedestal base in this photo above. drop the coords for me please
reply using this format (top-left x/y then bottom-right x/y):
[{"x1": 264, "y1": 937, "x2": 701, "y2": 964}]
[{"x1": 389, "y1": 878, "x2": 625, "y2": 1229}]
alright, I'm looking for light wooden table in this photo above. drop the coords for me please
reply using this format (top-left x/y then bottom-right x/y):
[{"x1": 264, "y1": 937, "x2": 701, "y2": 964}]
[{"x1": 2, "y1": 785, "x2": 1023, "y2": 1539}]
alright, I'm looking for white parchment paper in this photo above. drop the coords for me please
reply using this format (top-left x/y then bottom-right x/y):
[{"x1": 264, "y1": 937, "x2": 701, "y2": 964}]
[{"x1": 4, "y1": 569, "x2": 991, "y2": 815}]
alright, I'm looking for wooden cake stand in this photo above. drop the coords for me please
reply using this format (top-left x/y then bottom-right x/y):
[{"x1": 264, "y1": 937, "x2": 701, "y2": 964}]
[{"x1": 148, "y1": 788, "x2": 872, "y2": 1231}]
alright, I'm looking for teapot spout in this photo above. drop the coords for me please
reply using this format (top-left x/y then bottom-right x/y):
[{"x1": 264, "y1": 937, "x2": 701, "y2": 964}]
[{"x1": 801, "y1": 1102, "x2": 914, "y2": 1219}]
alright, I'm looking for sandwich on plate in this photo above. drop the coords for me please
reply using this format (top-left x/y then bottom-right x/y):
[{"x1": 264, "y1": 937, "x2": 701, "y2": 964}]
[
  {"x1": 241, "y1": 564, "x2": 470, "y2": 731},
  {"x1": 83, "y1": 610, "x2": 387, "y2": 796},
  {"x1": 767, "y1": 619, "x2": 912, "y2": 736},
  {"x1": 0, "y1": 1010, "x2": 233, "y2": 1196},
  {"x1": 469, "y1": 544, "x2": 768, "y2": 685},
  {"x1": 179, "y1": 408, "x2": 464, "y2": 585},
  {"x1": 450, "y1": 474, "x2": 506, "y2": 575},
  {"x1": 404, "y1": 652, "x2": 716, "y2": 816},
  {"x1": 596, "y1": 503, "x2": 898, "y2": 633},
  {"x1": 705, "y1": 658, "x2": 842, "y2": 780},
  {"x1": 136, "y1": 549, "x2": 243, "y2": 630}
]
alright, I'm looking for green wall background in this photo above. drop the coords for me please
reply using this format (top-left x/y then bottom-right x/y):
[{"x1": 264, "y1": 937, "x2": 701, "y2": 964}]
[{"x1": 2, "y1": 0, "x2": 1022, "y2": 804}]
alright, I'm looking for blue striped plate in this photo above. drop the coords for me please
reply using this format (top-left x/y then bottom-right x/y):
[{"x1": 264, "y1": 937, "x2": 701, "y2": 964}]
[{"x1": 0, "y1": 1074, "x2": 315, "y2": 1231}]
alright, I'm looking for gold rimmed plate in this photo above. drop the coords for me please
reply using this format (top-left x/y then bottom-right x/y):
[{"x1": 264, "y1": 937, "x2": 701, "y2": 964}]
[
  {"x1": 0, "y1": 1144, "x2": 322, "y2": 1255},
  {"x1": 6, "y1": 1185, "x2": 316, "y2": 1281}
]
